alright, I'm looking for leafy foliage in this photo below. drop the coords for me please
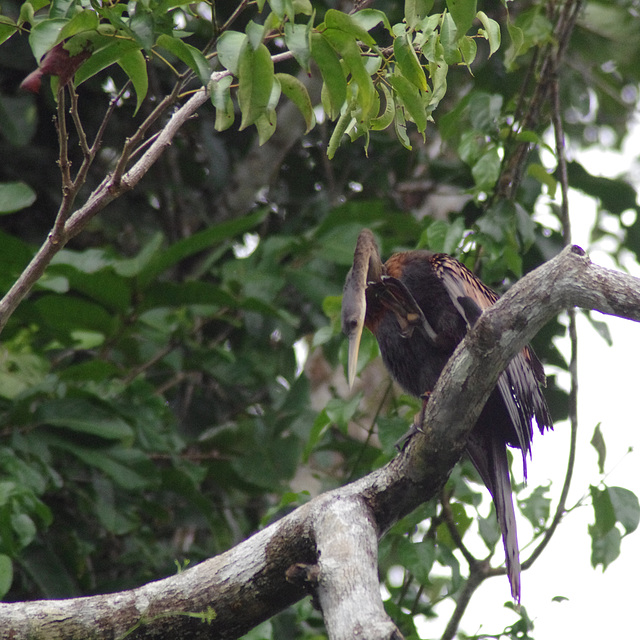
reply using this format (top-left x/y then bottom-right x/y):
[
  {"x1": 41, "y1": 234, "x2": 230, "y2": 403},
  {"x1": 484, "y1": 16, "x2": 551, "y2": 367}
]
[{"x1": 0, "y1": 0, "x2": 639, "y2": 638}]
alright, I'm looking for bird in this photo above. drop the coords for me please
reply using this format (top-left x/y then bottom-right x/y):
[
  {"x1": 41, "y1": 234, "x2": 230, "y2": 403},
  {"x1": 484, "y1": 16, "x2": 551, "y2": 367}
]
[{"x1": 341, "y1": 228, "x2": 552, "y2": 602}]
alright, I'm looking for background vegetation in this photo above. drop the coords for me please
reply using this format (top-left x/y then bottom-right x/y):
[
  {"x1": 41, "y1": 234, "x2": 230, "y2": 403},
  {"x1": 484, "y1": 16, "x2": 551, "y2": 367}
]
[{"x1": 0, "y1": 0, "x2": 639, "y2": 637}]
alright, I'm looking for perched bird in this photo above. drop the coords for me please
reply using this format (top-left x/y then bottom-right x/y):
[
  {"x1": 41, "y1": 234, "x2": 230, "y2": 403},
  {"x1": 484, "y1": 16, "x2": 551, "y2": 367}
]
[{"x1": 341, "y1": 228, "x2": 552, "y2": 601}]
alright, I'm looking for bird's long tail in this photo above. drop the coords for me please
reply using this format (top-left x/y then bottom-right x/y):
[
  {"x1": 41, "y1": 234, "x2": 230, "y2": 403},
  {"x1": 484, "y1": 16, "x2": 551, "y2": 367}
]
[{"x1": 466, "y1": 432, "x2": 521, "y2": 602}]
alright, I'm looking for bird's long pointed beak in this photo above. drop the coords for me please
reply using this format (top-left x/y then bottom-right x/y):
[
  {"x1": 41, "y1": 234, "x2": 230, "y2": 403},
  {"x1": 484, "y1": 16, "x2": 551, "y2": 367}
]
[{"x1": 347, "y1": 319, "x2": 364, "y2": 389}]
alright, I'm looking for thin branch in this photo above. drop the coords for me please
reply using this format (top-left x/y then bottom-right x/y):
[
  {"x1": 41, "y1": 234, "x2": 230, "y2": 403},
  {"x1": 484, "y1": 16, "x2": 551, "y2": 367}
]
[
  {"x1": 219, "y1": 0, "x2": 252, "y2": 34},
  {"x1": 440, "y1": 561, "x2": 488, "y2": 640},
  {"x1": 498, "y1": 0, "x2": 584, "y2": 200},
  {"x1": 440, "y1": 490, "x2": 477, "y2": 568},
  {"x1": 346, "y1": 379, "x2": 393, "y2": 482},
  {"x1": 90, "y1": 81, "x2": 131, "y2": 156},
  {"x1": 56, "y1": 85, "x2": 71, "y2": 189},
  {"x1": 50, "y1": 85, "x2": 74, "y2": 244},
  {"x1": 523, "y1": 66, "x2": 579, "y2": 569},
  {"x1": 110, "y1": 79, "x2": 187, "y2": 187},
  {"x1": 551, "y1": 58, "x2": 572, "y2": 243},
  {"x1": 69, "y1": 83, "x2": 91, "y2": 157}
]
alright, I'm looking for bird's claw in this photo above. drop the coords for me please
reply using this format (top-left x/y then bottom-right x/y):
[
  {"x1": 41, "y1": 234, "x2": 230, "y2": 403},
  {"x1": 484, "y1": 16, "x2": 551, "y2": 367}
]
[{"x1": 394, "y1": 392, "x2": 431, "y2": 451}]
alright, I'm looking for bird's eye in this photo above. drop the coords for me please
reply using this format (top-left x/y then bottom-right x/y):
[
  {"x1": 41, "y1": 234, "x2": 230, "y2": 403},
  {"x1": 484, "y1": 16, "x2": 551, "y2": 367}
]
[{"x1": 345, "y1": 318, "x2": 358, "y2": 332}]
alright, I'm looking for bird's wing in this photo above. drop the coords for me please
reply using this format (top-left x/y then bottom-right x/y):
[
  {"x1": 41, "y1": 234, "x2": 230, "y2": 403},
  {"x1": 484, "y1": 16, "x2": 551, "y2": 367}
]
[
  {"x1": 372, "y1": 276, "x2": 438, "y2": 342},
  {"x1": 433, "y1": 254, "x2": 552, "y2": 462},
  {"x1": 429, "y1": 253, "x2": 499, "y2": 319}
]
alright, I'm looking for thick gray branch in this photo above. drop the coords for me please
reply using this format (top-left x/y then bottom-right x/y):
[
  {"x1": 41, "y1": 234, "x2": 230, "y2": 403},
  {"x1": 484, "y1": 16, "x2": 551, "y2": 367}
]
[
  {"x1": 315, "y1": 496, "x2": 401, "y2": 640},
  {"x1": 2, "y1": 246, "x2": 639, "y2": 640}
]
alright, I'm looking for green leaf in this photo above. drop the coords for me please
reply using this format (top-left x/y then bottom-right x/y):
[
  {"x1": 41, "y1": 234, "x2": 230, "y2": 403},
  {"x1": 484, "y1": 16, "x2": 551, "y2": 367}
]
[
  {"x1": 440, "y1": 12, "x2": 461, "y2": 65},
  {"x1": 446, "y1": 0, "x2": 477, "y2": 34},
  {"x1": 476, "y1": 10, "x2": 501, "y2": 57},
  {"x1": 284, "y1": 20, "x2": 312, "y2": 72},
  {"x1": 468, "y1": 92, "x2": 503, "y2": 132},
  {"x1": 50, "y1": 440, "x2": 155, "y2": 490},
  {"x1": 217, "y1": 30, "x2": 246, "y2": 75},
  {"x1": 519, "y1": 485, "x2": 551, "y2": 531},
  {"x1": 141, "y1": 281, "x2": 235, "y2": 312},
  {"x1": 567, "y1": 161, "x2": 639, "y2": 216},
  {"x1": 324, "y1": 9, "x2": 377, "y2": 47},
  {"x1": 29, "y1": 18, "x2": 67, "y2": 62},
  {"x1": 394, "y1": 33, "x2": 427, "y2": 91},
  {"x1": 37, "y1": 398, "x2": 134, "y2": 441},
  {"x1": 0, "y1": 16, "x2": 17, "y2": 47},
  {"x1": 138, "y1": 208, "x2": 268, "y2": 286},
  {"x1": 504, "y1": 21, "x2": 524, "y2": 70},
  {"x1": 32, "y1": 294, "x2": 117, "y2": 338},
  {"x1": 74, "y1": 38, "x2": 141, "y2": 86},
  {"x1": 405, "y1": 0, "x2": 435, "y2": 29},
  {"x1": 527, "y1": 163, "x2": 557, "y2": 197},
  {"x1": 327, "y1": 108, "x2": 352, "y2": 159},
  {"x1": 422, "y1": 219, "x2": 449, "y2": 253},
  {"x1": 156, "y1": 34, "x2": 211, "y2": 84},
  {"x1": 407, "y1": 539, "x2": 437, "y2": 584},
  {"x1": 324, "y1": 394, "x2": 361, "y2": 432},
  {"x1": 478, "y1": 505, "x2": 501, "y2": 549},
  {"x1": 56, "y1": 9, "x2": 98, "y2": 43},
  {"x1": 292, "y1": 0, "x2": 312, "y2": 15},
  {"x1": 583, "y1": 311, "x2": 613, "y2": 346},
  {"x1": 245, "y1": 19, "x2": 267, "y2": 51},
  {"x1": 267, "y1": 0, "x2": 294, "y2": 20},
  {"x1": 255, "y1": 109, "x2": 277, "y2": 145},
  {"x1": 590, "y1": 525, "x2": 621, "y2": 570},
  {"x1": 394, "y1": 103, "x2": 411, "y2": 149},
  {"x1": 11, "y1": 513, "x2": 36, "y2": 549},
  {"x1": 128, "y1": 12, "x2": 154, "y2": 50},
  {"x1": 0, "y1": 554, "x2": 13, "y2": 598},
  {"x1": 590, "y1": 485, "x2": 616, "y2": 536},
  {"x1": 350, "y1": 8, "x2": 393, "y2": 35},
  {"x1": 0, "y1": 181, "x2": 36, "y2": 214},
  {"x1": 50, "y1": 0, "x2": 76, "y2": 19},
  {"x1": 303, "y1": 409, "x2": 330, "y2": 460},
  {"x1": 370, "y1": 84, "x2": 395, "y2": 131},
  {"x1": 117, "y1": 49, "x2": 147, "y2": 114},
  {"x1": 47, "y1": 259, "x2": 131, "y2": 312},
  {"x1": 438, "y1": 502, "x2": 472, "y2": 549},
  {"x1": 211, "y1": 75, "x2": 235, "y2": 132},
  {"x1": 608, "y1": 487, "x2": 640, "y2": 534},
  {"x1": 389, "y1": 74, "x2": 427, "y2": 133},
  {"x1": 275, "y1": 72, "x2": 314, "y2": 133},
  {"x1": 590, "y1": 423, "x2": 606, "y2": 474},
  {"x1": 322, "y1": 28, "x2": 375, "y2": 121},
  {"x1": 237, "y1": 41, "x2": 274, "y2": 130},
  {"x1": 471, "y1": 147, "x2": 501, "y2": 191},
  {"x1": 421, "y1": 217, "x2": 465, "y2": 254},
  {"x1": 459, "y1": 35, "x2": 477, "y2": 68},
  {"x1": 310, "y1": 32, "x2": 347, "y2": 120}
]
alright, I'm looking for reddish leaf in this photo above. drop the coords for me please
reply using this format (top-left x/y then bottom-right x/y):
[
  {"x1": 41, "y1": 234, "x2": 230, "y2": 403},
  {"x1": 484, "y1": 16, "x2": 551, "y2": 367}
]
[{"x1": 20, "y1": 41, "x2": 92, "y2": 94}]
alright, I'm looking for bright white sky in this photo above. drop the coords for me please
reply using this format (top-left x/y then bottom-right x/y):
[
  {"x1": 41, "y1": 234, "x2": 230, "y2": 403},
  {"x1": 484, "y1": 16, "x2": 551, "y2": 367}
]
[{"x1": 420, "y1": 126, "x2": 640, "y2": 638}]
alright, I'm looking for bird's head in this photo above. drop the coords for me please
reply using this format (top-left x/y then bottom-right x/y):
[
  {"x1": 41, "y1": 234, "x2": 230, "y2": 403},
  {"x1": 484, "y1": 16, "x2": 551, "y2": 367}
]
[{"x1": 341, "y1": 229, "x2": 383, "y2": 388}]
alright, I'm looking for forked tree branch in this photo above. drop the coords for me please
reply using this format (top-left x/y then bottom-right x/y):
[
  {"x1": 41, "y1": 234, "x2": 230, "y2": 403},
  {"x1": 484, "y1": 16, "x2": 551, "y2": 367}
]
[{"x1": 2, "y1": 247, "x2": 639, "y2": 640}]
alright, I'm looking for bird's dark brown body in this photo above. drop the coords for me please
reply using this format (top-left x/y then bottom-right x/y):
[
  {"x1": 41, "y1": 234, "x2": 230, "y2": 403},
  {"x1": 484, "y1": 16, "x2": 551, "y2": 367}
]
[{"x1": 342, "y1": 229, "x2": 552, "y2": 601}]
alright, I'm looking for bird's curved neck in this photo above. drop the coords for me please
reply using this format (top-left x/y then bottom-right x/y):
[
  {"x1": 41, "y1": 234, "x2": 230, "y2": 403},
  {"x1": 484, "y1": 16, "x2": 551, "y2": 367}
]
[{"x1": 354, "y1": 229, "x2": 383, "y2": 283}]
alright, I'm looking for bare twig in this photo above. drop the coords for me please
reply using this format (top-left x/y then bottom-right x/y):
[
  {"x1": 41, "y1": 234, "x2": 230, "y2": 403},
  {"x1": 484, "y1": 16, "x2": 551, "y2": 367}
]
[
  {"x1": 498, "y1": 0, "x2": 584, "y2": 200},
  {"x1": 440, "y1": 490, "x2": 477, "y2": 568},
  {"x1": 0, "y1": 67, "x2": 224, "y2": 334},
  {"x1": 69, "y1": 84, "x2": 91, "y2": 157},
  {"x1": 440, "y1": 561, "x2": 488, "y2": 640}
]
